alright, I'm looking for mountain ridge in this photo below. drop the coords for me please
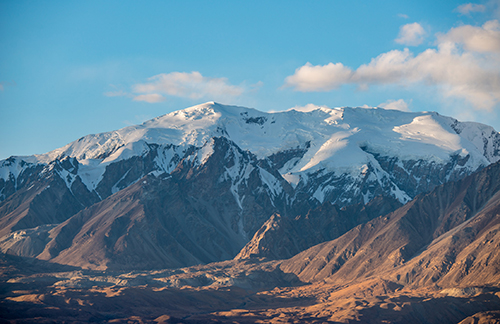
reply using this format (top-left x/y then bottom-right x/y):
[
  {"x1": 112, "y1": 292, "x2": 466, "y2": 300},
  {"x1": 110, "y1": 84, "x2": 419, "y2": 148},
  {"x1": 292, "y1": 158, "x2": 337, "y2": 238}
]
[
  {"x1": 3, "y1": 102, "x2": 499, "y2": 205},
  {"x1": 1, "y1": 102, "x2": 500, "y2": 270},
  {"x1": 1, "y1": 102, "x2": 500, "y2": 322},
  {"x1": 280, "y1": 159, "x2": 500, "y2": 287}
]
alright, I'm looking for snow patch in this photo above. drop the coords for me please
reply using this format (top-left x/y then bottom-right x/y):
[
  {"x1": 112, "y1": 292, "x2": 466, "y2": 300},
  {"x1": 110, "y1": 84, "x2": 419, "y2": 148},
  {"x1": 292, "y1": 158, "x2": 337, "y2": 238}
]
[
  {"x1": 76, "y1": 160, "x2": 106, "y2": 192},
  {"x1": 258, "y1": 168, "x2": 282, "y2": 198},
  {"x1": 282, "y1": 173, "x2": 300, "y2": 188},
  {"x1": 56, "y1": 168, "x2": 77, "y2": 191},
  {"x1": 196, "y1": 139, "x2": 215, "y2": 165},
  {"x1": 393, "y1": 115, "x2": 463, "y2": 159},
  {"x1": 0, "y1": 159, "x2": 28, "y2": 182}
]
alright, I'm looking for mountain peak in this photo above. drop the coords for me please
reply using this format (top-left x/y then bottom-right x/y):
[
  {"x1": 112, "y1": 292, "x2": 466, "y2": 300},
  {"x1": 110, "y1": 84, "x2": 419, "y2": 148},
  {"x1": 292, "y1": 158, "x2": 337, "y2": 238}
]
[{"x1": 2, "y1": 102, "x2": 500, "y2": 206}]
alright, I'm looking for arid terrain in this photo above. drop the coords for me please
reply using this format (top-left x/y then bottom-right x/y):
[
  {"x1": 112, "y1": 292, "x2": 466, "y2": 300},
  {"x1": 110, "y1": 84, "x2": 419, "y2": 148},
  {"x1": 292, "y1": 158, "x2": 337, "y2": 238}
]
[
  {"x1": 2, "y1": 161, "x2": 500, "y2": 323},
  {"x1": 1, "y1": 254, "x2": 499, "y2": 323}
]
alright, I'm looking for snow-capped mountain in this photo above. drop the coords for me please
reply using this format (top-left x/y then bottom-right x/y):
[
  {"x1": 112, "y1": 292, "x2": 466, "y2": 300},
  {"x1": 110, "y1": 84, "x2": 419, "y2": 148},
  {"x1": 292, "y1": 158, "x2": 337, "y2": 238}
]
[
  {"x1": 1, "y1": 101, "x2": 499, "y2": 269},
  {"x1": 3, "y1": 102, "x2": 499, "y2": 205}
]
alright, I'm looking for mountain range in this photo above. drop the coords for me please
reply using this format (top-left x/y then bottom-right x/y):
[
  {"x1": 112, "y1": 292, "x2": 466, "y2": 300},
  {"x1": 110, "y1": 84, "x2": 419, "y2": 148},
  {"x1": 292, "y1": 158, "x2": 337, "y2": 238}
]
[
  {"x1": 1, "y1": 102, "x2": 500, "y2": 270},
  {"x1": 1, "y1": 102, "x2": 500, "y2": 323}
]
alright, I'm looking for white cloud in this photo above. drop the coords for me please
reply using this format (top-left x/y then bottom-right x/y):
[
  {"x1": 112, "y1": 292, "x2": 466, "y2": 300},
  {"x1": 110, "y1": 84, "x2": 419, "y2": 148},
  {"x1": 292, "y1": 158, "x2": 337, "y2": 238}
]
[
  {"x1": 133, "y1": 93, "x2": 166, "y2": 103},
  {"x1": 455, "y1": 3, "x2": 486, "y2": 15},
  {"x1": 283, "y1": 62, "x2": 353, "y2": 92},
  {"x1": 437, "y1": 20, "x2": 500, "y2": 53},
  {"x1": 398, "y1": 13, "x2": 409, "y2": 19},
  {"x1": 284, "y1": 21, "x2": 500, "y2": 112},
  {"x1": 379, "y1": 99, "x2": 411, "y2": 111},
  {"x1": 395, "y1": 22, "x2": 426, "y2": 46},
  {"x1": 133, "y1": 71, "x2": 244, "y2": 100}
]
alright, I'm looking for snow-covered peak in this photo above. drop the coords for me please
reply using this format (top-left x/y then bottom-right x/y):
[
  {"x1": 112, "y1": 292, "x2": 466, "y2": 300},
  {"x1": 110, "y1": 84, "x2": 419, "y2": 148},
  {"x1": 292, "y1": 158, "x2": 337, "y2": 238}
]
[
  {"x1": 5, "y1": 102, "x2": 500, "y2": 183},
  {"x1": 2, "y1": 101, "x2": 500, "y2": 207}
]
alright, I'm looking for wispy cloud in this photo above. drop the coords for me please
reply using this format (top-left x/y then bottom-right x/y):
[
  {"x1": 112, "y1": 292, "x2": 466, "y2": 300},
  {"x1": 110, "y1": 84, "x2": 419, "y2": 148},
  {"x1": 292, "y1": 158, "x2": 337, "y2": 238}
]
[
  {"x1": 249, "y1": 81, "x2": 264, "y2": 93},
  {"x1": 0, "y1": 81, "x2": 16, "y2": 91},
  {"x1": 268, "y1": 103, "x2": 332, "y2": 113},
  {"x1": 397, "y1": 13, "x2": 409, "y2": 19},
  {"x1": 455, "y1": 3, "x2": 486, "y2": 15},
  {"x1": 395, "y1": 22, "x2": 426, "y2": 46},
  {"x1": 289, "y1": 103, "x2": 330, "y2": 112},
  {"x1": 133, "y1": 93, "x2": 166, "y2": 103},
  {"x1": 379, "y1": 99, "x2": 411, "y2": 111},
  {"x1": 105, "y1": 71, "x2": 249, "y2": 104},
  {"x1": 123, "y1": 114, "x2": 154, "y2": 126},
  {"x1": 132, "y1": 71, "x2": 244, "y2": 101},
  {"x1": 284, "y1": 20, "x2": 500, "y2": 111}
]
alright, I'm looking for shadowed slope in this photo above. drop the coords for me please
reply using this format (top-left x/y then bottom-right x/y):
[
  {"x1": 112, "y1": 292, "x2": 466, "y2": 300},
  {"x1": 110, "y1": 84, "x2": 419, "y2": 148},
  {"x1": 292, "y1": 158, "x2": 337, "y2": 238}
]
[
  {"x1": 281, "y1": 160, "x2": 500, "y2": 285},
  {"x1": 236, "y1": 196, "x2": 402, "y2": 260}
]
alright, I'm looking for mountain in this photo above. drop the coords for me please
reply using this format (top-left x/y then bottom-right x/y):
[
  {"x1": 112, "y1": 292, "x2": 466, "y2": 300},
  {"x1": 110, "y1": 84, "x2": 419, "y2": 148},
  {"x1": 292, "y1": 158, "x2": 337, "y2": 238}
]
[
  {"x1": 280, "y1": 159, "x2": 500, "y2": 288},
  {"x1": 1, "y1": 101, "x2": 500, "y2": 269},
  {"x1": 1, "y1": 101, "x2": 500, "y2": 323},
  {"x1": 3, "y1": 161, "x2": 500, "y2": 323},
  {"x1": 235, "y1": 195, "x2": 403, "y2": 260}
]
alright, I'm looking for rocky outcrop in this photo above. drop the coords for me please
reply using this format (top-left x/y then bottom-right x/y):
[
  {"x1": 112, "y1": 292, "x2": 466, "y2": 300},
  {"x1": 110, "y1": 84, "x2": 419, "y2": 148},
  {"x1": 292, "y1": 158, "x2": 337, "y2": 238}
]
[
  {"x1": 236, "y1": 196, "x2": 402, "y2": 260},
  {"x1": 281, "y1": 160, "x2": 500, "y2": 286}
]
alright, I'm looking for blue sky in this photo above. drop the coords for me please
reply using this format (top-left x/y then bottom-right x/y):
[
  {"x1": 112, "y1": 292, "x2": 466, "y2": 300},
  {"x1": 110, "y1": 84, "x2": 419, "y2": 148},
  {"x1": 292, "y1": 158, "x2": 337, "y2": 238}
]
[{"x1": 1, "y1": 0, "x2": 500, "y2": 160}]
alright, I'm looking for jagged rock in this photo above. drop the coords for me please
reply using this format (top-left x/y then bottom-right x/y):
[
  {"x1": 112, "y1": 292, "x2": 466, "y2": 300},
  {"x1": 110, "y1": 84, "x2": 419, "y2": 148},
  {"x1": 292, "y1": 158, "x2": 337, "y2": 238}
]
[{"x1": 236, "y1": 196, "x2": 402, "y2": 260}]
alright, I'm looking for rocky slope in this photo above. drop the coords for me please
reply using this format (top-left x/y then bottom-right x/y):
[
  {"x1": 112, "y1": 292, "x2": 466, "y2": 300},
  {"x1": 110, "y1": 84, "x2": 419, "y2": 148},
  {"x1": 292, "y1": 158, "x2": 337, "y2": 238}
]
[
  {"x1": 1, "y1": 102, "x2": 500, "y2": 269},
  {"x1": 1, "y1": 146, "x2": 500, "y2": 323},
  {"x1": 235, "y1": 195, "x2": 402, "y2": 260},
  {"x1": 3, "y1": 137, "x2": 291, "y2": 269},
  {"x1": 280, "y1": 159, "x2": 500, "y2": 287}
]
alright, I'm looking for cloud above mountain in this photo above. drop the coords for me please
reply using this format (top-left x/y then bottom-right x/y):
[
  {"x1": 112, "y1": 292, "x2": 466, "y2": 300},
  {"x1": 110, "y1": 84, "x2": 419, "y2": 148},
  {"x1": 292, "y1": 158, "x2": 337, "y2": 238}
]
[
  {"x1": 379, "y1": 99, "x2": 411, "y2": 111},
  {"x1": 284, "y1": 20, "x2": 500, "y2": 111},
  {"x1": 133, "y1": 93, "x2": 166, "y2": 103},
  {"x1": 132, "y1": 71, "x2": 244, "y2": 102},
  {"x1": 105, "y1": 72, "x2": 247, "y2": 104},
  {"x1": 437, "y1": 20, "x2": 500, "y2": 53}
]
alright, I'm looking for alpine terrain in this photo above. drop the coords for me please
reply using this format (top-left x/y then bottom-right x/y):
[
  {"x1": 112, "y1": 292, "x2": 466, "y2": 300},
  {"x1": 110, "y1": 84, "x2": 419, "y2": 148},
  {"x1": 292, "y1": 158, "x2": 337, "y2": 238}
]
[{"x1": 1, "y1": 102, "x2": 500, "y2": 323}]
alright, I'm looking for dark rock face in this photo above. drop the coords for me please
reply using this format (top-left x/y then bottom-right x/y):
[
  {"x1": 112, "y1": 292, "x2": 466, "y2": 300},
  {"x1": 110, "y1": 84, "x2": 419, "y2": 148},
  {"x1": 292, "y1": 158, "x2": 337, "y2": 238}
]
[
  {"x1": 281, "y1": 160, "x2": 500, "y2": 286},
  {"x1": 267, "y1": 141, "x2": 310, "y2": 170},
  {"x1": 363, "y1": 146, "x2": 475, "y2": 199},
  {"x1": 0, "y1": 158, "x2": 100, "y2": 240},
  {"x1": 236, "y1": 196, "x2": 403, "y2": 260},
  {"x1": 289, "y1": 150, "x2": 484, "y2": 211}
]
